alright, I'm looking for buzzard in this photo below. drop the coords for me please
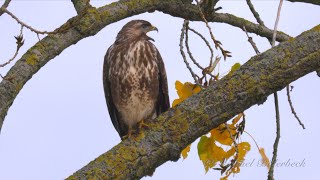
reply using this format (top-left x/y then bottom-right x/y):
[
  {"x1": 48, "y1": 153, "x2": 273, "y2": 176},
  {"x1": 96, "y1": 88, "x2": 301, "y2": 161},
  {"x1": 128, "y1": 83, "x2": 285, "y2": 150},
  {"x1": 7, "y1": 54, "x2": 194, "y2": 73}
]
[{"x1": 103, "y1": 20, "x2": 170, "y2": 139}]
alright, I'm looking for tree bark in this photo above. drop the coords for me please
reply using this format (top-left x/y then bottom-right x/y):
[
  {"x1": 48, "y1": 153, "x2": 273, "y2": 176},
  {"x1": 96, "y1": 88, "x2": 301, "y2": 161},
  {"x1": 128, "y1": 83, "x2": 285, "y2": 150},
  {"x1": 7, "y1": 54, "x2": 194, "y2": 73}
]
[
  {"x1": 71, "y1": 0, "x2": 91, "y2": 14},
  {"x1": 287, "y1": 0, "x2": 320, "y2": 5},
  {"x1": 67, "y1": 24, "x2": 320, "y2": 180},
  {"x1": 0, "y1": 0, "x2": 291, "y2": 133},
  {"x1": 0, "y1": 0, "x2": 11, "y2": 16}
]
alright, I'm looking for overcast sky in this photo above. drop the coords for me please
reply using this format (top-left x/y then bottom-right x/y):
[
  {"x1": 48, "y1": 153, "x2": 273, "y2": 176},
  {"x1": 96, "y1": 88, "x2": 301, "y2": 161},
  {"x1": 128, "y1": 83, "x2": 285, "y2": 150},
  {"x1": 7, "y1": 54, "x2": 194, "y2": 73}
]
[{"x1": 0, "y1": 0, "x2": 319, "y2": 179}]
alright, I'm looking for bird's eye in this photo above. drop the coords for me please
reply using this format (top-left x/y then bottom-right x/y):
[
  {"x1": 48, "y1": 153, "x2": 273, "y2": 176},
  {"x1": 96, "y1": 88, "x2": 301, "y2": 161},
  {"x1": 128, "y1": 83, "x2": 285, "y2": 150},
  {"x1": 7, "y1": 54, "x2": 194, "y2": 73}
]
[{"x1": 142, "y1": 24, "x2": 149, "y2": 29}]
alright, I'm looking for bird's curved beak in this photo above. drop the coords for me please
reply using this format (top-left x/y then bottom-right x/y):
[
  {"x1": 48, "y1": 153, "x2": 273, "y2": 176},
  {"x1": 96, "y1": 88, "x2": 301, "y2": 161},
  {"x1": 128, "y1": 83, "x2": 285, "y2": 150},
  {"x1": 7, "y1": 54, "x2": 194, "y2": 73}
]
[{"x1": 150, "y1": 25, "x2": 158, "y2": 32}]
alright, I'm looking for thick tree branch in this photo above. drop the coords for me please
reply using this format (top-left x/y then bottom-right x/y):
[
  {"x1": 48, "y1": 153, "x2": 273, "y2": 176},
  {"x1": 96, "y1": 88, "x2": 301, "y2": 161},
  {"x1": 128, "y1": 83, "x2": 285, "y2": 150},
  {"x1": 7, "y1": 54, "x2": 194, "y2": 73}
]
[
  {"x1": 287, "y1": 0, "x2": 320, "y2": 5},
  {"x1": 68, "y1": 25, "x2": 320, "y2": 179},
  {"x1": 71, "y1": 0, "x2": 91, "y2": 14},
  {"x1": 0, "y1": 0, "x2": 292, "y2": 132}
]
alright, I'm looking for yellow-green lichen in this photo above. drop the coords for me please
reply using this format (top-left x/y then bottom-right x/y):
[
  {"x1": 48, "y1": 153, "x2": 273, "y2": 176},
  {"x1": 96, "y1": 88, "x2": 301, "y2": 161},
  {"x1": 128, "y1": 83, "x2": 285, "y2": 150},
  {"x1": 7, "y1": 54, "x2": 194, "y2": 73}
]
[{"x1": 26, "y1": 54, "x2": 39, "y2": 66}]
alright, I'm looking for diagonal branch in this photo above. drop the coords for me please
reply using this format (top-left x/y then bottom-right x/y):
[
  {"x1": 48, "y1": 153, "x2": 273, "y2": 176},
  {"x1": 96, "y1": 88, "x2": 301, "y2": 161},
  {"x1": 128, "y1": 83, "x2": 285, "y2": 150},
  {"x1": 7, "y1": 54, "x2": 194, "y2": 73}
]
[
  {"x1": 68, "y1": 24, "x2": 320, "y2": 179},
  {"x1": 71, "y1": 0, "x2": 91, "y2": 14},
  {"x1": 287, "y1": 0, "x2": 320, "y2": 5},
  {"x1": 246, "y1": 0, "x2": 265, "y2": 27},
  {"x1": 0, "y1": 1, "x2": 291, "y2": 132}
]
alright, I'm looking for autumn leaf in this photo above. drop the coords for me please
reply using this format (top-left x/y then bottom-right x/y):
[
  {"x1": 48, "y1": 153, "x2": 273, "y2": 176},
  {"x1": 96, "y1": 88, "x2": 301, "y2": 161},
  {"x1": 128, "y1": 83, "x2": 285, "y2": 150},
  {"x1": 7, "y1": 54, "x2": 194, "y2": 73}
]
[
  {"x1": 182, "y1": 144, "x2": 191, "y2": 159},
  {"x1": 210, "y1": 124, "x2": 236, "y2": 146},
  {"x1": 259, "y1": 148, "x2": 270, "y2": 169},
  {"x1": 172, "y1": 81, "x2": 202, "y2": 107},
  {"x1": 173, "y1": 80, "x2": 252, "y2": 180},
  {"x1": 198, "y1": 136, "x2": 227, "y2": 172}
]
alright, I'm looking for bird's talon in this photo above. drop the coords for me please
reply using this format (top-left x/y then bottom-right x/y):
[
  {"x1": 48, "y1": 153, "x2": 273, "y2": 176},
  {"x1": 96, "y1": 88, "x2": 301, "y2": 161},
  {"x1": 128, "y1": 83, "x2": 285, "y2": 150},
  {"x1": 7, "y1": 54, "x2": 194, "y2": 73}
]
[{"x1": 139, "y1": 120, "x2": 149, "y2": 129}]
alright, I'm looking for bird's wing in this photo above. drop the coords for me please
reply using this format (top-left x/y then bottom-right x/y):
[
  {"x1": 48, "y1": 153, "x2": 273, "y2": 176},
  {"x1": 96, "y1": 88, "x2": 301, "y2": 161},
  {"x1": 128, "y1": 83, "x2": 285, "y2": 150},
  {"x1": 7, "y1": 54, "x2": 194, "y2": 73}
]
[
  {"x1": 103, "y1": 45, "x2": 127, "y2": 138},
  {"x1": 155, "y1": 47, "x2": 170, "y2": 115}
]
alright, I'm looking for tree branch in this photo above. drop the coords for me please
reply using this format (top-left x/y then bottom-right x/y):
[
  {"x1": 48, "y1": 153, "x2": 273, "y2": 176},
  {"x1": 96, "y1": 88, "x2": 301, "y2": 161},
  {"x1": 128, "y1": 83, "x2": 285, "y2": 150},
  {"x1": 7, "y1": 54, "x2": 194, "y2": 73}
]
[
  {"x1": 0, "y1": 0, "x2": 292, "y2": 132},
  {"x1": 287, "y1": 0, "x2": 320, "y2": 5},
  {"x1": 246, "y1": 0, "x2": 265, "y2": 27},
  {"x1": 0, "y1": 0, "x2": 11, "y2": 16},
  {"x1": 68, "y1": 24, "x2": 320, "y2": 179},
  {"x1": 71, "y1": 0, "x2": 91, "y2": 14}
]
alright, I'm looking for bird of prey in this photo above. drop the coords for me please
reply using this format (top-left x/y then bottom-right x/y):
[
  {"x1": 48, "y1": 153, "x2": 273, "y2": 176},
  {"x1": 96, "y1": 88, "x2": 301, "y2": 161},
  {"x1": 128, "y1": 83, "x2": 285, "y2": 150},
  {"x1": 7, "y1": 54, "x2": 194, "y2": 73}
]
[{"x1": 103, "y1": 20, "x2": 170, "y2": 140}]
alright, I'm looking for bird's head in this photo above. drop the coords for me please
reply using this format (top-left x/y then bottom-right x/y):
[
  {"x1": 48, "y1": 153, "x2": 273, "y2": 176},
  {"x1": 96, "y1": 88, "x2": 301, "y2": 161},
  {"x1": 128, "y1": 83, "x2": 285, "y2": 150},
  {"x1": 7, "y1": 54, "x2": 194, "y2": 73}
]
[{"x1": 116, "y1": 20, "x2": 158, "y2": 42}]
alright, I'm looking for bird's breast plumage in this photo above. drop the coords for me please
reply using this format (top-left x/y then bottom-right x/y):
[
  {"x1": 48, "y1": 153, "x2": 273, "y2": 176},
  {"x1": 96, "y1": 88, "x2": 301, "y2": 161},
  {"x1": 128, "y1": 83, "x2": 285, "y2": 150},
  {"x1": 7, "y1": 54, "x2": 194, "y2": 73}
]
[{"x1": 108, "y1": 40, "x2": 159, "y2": 126}]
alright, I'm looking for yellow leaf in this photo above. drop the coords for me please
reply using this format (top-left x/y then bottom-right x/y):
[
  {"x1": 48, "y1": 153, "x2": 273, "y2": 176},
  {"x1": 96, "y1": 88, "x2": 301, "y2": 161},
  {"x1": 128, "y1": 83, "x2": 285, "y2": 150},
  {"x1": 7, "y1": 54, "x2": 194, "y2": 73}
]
[
  {"x1": 210, "y1": 124, "x2": 236, "y2": 146},
  {"x1": 172, "y1": 99, "x2": 183, "y2": 107},
  {"x1": 181, "y1": 144, "x2": 191, "y2": 159},
  {"x1": 259, "y1": 148, "x2": 270, "y2": 169},
  {"x1": 172, "y1": 81, "x2": 202, "y2": 107}
]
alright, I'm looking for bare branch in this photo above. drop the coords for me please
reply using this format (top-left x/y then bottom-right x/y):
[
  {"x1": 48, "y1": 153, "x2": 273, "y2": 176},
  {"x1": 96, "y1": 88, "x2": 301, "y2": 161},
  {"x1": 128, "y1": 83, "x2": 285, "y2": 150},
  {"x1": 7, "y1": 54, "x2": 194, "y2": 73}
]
[
  {"x1": 185, "y1": 25, "x2": 206, "y2": 71},
  {"x1": 0, "y1": 0, "x2": 11, "y2": 16},
  {"x1": 188, "y1": 27, "x2": 219, "y2": 80},
  {"x1": 245, "y1": 0, "x2": 272, "y2": 44},
  {"x1": 195, "y1": 0, "x2": 231, "y2": 60},
  {"x1": 0, "y1": 26, "x2": 24, "y2": 68},
  {"x1": 243, "y1": 26, "x2": 260, "y2": 54},
  {"x1": 287, "y1": 0, "x2": 320, "y2": 5},
  {"x1": 179, "y1": 20, "x2": 200, "y2": 84},
  {"x1": 246, "y1": 0, "x2": 265, "y2": 27},
  {"x1": 268, "y1": 93, "x2": 281, "y2": 180},
  {"x1": 268, "y1": 1, "x2": 284, "y2": 179},
  {"x1": 71, "y1": 0, "x2": 91, "y2": 14},
  {"x1": 286, "y1": 86, "x2": 306, "y2": 129},
  {"x1": 68, "y1": 25, "x2": 320, "y2": 179},
  {"x1": 271, "y1": 0, "x2": 284, "y2": 47},
  {"x1": 1, "y1": 8, "x2": 53, "y2": 34}
]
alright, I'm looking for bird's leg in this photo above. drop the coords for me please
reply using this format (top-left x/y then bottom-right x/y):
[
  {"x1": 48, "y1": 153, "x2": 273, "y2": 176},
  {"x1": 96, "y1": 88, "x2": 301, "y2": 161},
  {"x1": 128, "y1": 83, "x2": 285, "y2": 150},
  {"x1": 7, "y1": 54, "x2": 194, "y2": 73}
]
[
  {"x1": 138, "y1": 119, "x2": 149, "y2": 129},
  {"x1": 122, "y1": 126, "x2": 135, "y2": 139}
]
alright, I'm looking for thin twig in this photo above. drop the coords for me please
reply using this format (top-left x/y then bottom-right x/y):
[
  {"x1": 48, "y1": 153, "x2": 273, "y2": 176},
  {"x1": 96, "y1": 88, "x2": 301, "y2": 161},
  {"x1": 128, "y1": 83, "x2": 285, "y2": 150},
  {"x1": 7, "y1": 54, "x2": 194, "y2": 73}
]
[
  {"x1": 286, "y1": 85, "x2": 305, "y2": 129},
  {"x1": 225, "y1": 122, "x2": 239, "y2": 171},
  {"x1": 185, "y1": 24, "x2": 206, "y2": 71},
  {"x1": 195, "y1": 0, "x2": 231, "y2": 60},
  {"x1": 189, "y1": 27, "x2": 214, "y2": 65},
  {"x1": 268, "y1": 92, "x2": 281, "y2": 180},
  {"x1": 1, "y1": 7, "x2": 54, "y2": 34},
  {"x1": 179, "y1": 20, "x2": 200, "y2": 84},
  {"x1": 185, "y1": 26, "x2": 217, "y2": 80},
  {"x1": 271, "y1": 0, "x2": 284, "y2": 47},
  {"x1": 243, "y1": 26, "x2": 260, "y2": 54},
  {"x1": 0, "y1": 25, "x2": 24, "y2": 68},
  {"x1": 268, "y1": 1, "x2": 283, "y2": 179},
  {"x1": 245, "y1": 0, "x2": 272, "y2": 44},
  {"x1": 244, "y1": 131, "x2": 260, "y2": 150},
  {"x1": 246, "y1": 0, "x2": 265, "y2": 27}
]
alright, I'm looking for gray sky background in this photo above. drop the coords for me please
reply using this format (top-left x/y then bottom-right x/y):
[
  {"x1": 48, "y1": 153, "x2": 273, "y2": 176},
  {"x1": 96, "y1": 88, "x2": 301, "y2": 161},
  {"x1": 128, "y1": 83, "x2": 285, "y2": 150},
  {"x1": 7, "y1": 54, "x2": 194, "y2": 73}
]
[{"x1": 0, "y1": 0, "x2": 319, "y2": 179}]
